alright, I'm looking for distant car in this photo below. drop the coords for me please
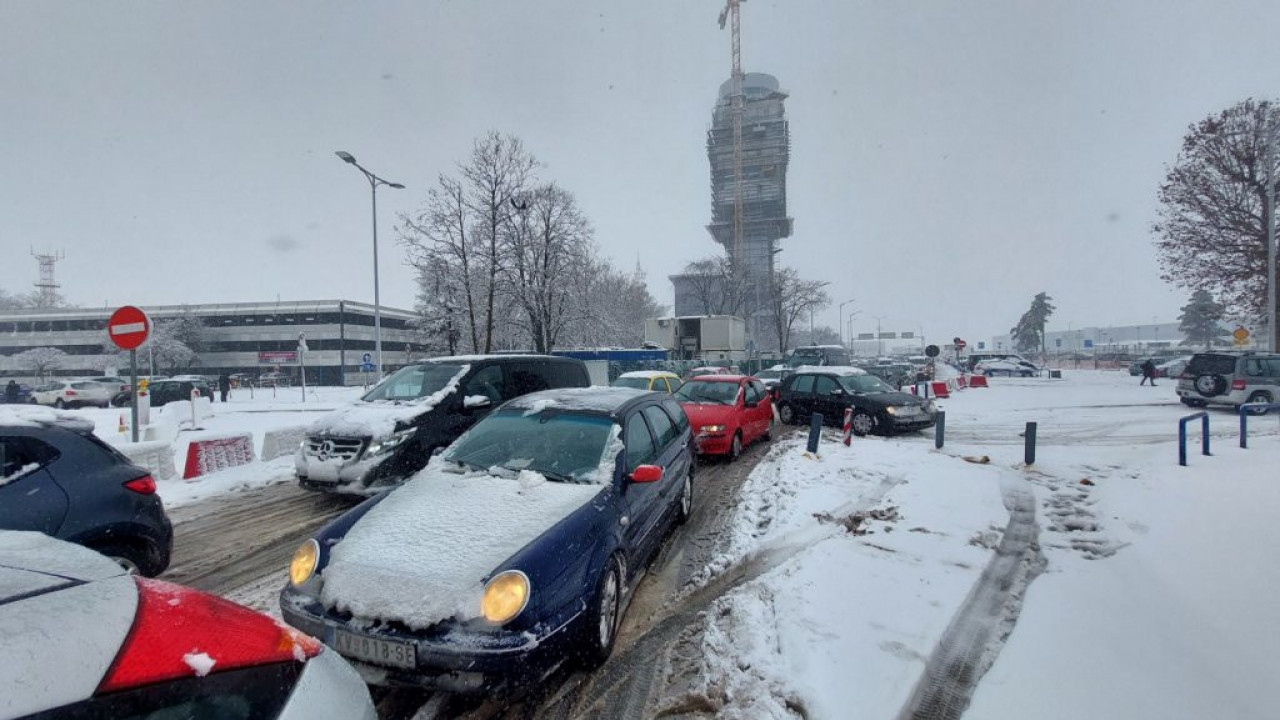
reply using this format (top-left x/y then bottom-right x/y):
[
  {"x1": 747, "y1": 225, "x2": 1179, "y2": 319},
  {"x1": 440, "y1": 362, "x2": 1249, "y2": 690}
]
[
  {"x1": 866, "y1": 362, "x2": 914, "y2": 388},
  {"x1": 0, "y1": 531, "x2": 376, "y2": 719},
  {"x1": 611, "y1": 370, "x2": 682, "y2": 393},
  {"x1": 259, "y1": 371, "x2": 292, "y2": 388},
  {"x1": 775, "y1": 366, "x2": 936, "y2": 436},
  {"x1": 1155, "y1": 356, "x2": 1192, "y2": 378},
  {"x1": 1177, "y1": 352, "x2": 1280, "y2": 409},
  {"x1": 113, "y1": 378, "x2": 213, "y2": 408},
  {"x1": 975, "y1": 359, "x2": 1039, "y2": 377},
  {"x1": 0, "y1": 405, "x2": 173, "y2": 575},
  {"x1": 30, "y1": 379, "x2": 113, "y2": 409},
  {"x1": 97, "y1": 376, "x2": 132, "y2": 394},
  {"x1": 754, "y1": 365, "x2": 787, "y2": 389},
  {"x1": 280, "y1": 386, "x2": 694, "y2": 693},
  {"x1": 785, "y1": 345, "x2": 852, "y2": 368},
  {"x1": 683, "y1": 366, "x2": 732, "y2": 380},
  {"x1": 675, "y1": 375, "x2": 774, "y2": 459}
]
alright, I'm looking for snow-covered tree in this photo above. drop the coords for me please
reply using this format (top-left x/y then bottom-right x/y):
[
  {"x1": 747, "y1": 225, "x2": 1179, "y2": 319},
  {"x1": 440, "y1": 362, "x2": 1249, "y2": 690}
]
[
  {"x1": 1010, "y1": 292, "x2": 1056, "y2": 353},
  {"x1": 766, "y1": 268, "x2": 831, "y2": 356},
  {"x1": 677, "y1": 255, "x2": 751, "y2": 317},
  {"x1": 14, "y1": 347, "x2": 67, "y2": 381},
  {"x1": 1178, "y1": 289, "x2": 1227, "y2": 349}
]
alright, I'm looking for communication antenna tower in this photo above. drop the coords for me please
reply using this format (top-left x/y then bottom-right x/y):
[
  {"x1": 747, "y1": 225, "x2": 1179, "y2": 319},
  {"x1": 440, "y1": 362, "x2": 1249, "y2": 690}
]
[{"x1": 30, "y1": 247, "x2": 65, "y2": 308}]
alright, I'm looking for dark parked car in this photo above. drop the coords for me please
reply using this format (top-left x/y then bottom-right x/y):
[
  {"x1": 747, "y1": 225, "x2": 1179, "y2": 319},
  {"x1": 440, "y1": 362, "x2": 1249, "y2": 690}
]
[
  {"x1": 111, "y1": 378, "x2": 214, "y2": 407},
  {"x1": 775, "y1": 366, "x2": 937, "y2": 436},
  {"x1": 297, "y1": 355, "x2": 591, "y2": 495},
  {"x1": 0, "y1": 407, "x2": 173, "y2": 575},
  {"x1": 281, "y1": 386, "x2": 694, "y2": 692}
]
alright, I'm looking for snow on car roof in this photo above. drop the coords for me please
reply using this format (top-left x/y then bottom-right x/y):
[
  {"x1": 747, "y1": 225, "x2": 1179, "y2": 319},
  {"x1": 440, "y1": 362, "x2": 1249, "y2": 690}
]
[
  {"x1": 0, "y1": 405, "x2": 95, "y2": 433},
  {"x1": 320, "y1": 462, "x2": 605, "y2": 629},
  {"x1": 618, "y1": 370, "x2": 678, "y2": 379},
  {"x1": 792, "y1": 365, "x2": 867, "y2": 376},
  {"x1": 505, "y1": 386, "x2": 649, "y2": 415}
]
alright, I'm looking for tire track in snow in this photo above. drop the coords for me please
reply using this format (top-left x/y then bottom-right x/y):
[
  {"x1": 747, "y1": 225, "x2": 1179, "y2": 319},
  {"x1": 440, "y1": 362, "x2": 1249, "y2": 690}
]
[{"x1": 899, "y1": 480, "x2": 1045, "y2": 720}]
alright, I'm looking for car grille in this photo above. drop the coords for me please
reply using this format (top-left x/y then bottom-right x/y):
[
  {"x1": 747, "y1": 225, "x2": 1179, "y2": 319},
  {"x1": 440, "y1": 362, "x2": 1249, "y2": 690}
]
[{"x1": 304, "y1": 436, "x2": 366, "y2": 462}]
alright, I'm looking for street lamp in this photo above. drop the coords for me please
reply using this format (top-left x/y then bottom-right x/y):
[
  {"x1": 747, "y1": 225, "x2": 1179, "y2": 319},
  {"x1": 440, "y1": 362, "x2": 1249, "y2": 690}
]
[
  {"x1": 871, "y1": 315, "x2": 887, "y2": 356},
  {"x1": 838, "y1": 299, "x2": 856, "y2": 351},
  {"x1": 335, "y1": 151, "x2": 405, "y2": 379}
]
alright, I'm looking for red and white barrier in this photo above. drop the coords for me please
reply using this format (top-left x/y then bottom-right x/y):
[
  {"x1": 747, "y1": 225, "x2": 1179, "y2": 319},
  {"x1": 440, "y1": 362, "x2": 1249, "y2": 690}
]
[
  {"x1": 956, "y1": 375, "x2": 969, "y2": 389},
  {"x1": 969, "y1": 375, "x2": 989, "y2": 388},
  {"x1": 842, "y1": 408, "x2": 853, "y2": 446},
  {"x1": 930, "y1": 382, "x2": 951, "y2": 399},
  {"x1": 117, "y1": 440, "x2": 178, "y2": 482},
  {"x1": 183, "y1": 433, "x2": 255, "y2": 480}
]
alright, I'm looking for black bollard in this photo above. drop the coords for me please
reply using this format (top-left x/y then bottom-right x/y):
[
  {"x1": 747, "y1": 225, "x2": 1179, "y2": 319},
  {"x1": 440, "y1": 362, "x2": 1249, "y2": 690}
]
[
  {"x1": 934, "y1": 411, "x2": 945, "y2": 449},
  {"x1": 1024, "y1": 421, "x2": 1037, "y2": 465},
  {"x1": 807, "y1": 413, "x2": 824, "y2": 454}
]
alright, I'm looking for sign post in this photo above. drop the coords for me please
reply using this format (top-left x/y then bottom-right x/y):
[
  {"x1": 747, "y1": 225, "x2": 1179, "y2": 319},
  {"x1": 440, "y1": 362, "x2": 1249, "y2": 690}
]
[
  {"x1": 298, "y1": 333, "x2": 309, "y2": 402},
  {"x1": 1233, "y1": 326, "x2": 1250, "y2": 348},
  {"x1": 107, "y1": 306, "x2": 151, "y2": 443}
]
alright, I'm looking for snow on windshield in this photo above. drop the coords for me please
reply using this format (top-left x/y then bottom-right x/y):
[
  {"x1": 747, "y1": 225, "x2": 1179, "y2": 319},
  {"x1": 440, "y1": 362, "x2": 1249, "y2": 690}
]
[
  {"x1": 677, "y1": 380, "x2": 741, "y2": 405},
  {"x1": 445, "y1": 411, "x2": 618, "y2": 484},
  {"x1": 320, "y1": 460, "x2": 604, "y2": 629},
  {"x1": 506, "y1": 386, "x2": 646, "y2": 413},
  {"x1": 311, "y1": 364, "x2": 468, "y2": 439}
]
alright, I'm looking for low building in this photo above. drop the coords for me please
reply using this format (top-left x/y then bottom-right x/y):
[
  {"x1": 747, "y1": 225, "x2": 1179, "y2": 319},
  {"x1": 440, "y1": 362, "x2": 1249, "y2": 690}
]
[{"x1": 0, "y1": 299, "x2": 426, "y2": 386}]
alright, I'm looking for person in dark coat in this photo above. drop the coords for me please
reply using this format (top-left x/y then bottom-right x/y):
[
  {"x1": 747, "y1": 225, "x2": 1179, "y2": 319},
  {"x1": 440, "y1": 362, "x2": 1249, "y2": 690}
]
[
  {"x1": 1139, "y1": 359, "x2": 1157, "y2": 386},
  {"x1": 4, "y1": 380, "x2": 18, "y2": 404},
  {"x1": 218, "y1": 373, "x2": 231, "y2": 402}
]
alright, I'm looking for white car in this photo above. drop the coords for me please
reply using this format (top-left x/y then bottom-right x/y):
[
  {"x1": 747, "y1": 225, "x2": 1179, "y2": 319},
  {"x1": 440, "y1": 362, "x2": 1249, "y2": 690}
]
[
  {"x1": 30, "y1": 380, "x2": 113, "y2": 408},
  {"x1": 0, "y1": 531, "x2": 376, "y2": 720},
  {"x1": 1156, "y1": 356, "x2": 1192, "y2": 378},
  {"x1": 974, "y1": 359, "x2": 1039, "y2": 377}
]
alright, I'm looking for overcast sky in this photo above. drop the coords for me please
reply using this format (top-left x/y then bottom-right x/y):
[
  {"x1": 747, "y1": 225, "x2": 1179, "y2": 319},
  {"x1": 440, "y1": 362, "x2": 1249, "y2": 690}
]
[{"x1": 4, "y1": 1, "x2": 1279, "y2": 346}]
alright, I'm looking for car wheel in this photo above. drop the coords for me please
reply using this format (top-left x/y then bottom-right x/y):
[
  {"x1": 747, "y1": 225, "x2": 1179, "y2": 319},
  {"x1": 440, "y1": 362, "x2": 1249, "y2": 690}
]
[
  {"x1": 850, "y1": 410, "x2": 875, "y2": 437},
  {"x1": 1194, "y1": 374, "x2": 1228, "y2": 397},
  {"x1": 54, "y1": 399, "x2": 65, "y2": 409},
  {"x1": 778, "y1": 403, "x2": 796, "y2": 425},
  {"x1": 676, "y1": 470, "x2": 693, "y2": 524},
  {"x1": 1246, "y1": 392, "x2": 1273, "y2": 414},
  {"x1": 729, "y1": 432, "x2": 743, "y2": 460},
  {"x1": 92, "y1": 542, "x2": 154, "y2": 577},
  {"x1": 579, "y1": 556, "x2": 623, "y2": 668}
]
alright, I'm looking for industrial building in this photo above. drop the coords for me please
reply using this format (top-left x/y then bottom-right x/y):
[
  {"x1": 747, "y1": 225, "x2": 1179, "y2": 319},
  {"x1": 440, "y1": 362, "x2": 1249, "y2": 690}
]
[{"x1": 0, "y1": 299, "x2": 425, "y2": 386}]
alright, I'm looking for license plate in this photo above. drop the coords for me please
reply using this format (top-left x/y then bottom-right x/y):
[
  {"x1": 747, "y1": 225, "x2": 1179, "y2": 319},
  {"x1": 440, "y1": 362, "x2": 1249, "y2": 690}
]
[{"x1": 332, "y1": 629, "x2": 417, "y2": 669}]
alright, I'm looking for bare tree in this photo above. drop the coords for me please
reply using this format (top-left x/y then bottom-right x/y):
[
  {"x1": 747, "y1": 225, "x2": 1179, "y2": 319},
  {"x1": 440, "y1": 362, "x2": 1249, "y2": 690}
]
[
  {"x1": 14, "y1": 347, "x2": 68, "y2": 382},
  {"x1": 402, "y1": 175, "x2": 482, "y2": 352},
  {"x1": 1154, "y1": 98, "x2": 1280, "y2": 334},
  {"x1": 767, "y1": 268, "x2": 831, "y2": 356},
  {"x1": 678, "y1": 255, "x2": 751, "y2": 316},
  {"x1": 463, "y1": 131, "x2": 537, "y2": 353}
]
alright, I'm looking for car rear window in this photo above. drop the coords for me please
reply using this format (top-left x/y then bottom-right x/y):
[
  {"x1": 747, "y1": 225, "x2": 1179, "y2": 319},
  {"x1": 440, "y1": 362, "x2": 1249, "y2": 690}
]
[{"x1": 1186, "y1": 354, "x2": 1237, "y2": 376}]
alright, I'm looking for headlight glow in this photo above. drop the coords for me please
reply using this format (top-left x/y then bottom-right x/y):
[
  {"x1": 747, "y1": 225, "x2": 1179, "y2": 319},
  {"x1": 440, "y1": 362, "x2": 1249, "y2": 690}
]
[
  {"x1": 365, "y1": 429, "x2": 415, "y2": 457},
  {"x1": 481, "y1": 570, "x2": 530, "y2": 624},
  {"x1": 700, "y1": 424, "x2": 726, "y2": 435},
  {"x1": 289, "y1": 539, "x2": 320, "y2": 586},
  {"x1": 885, "y1": 406, "x2": 899, "y2": 415}
]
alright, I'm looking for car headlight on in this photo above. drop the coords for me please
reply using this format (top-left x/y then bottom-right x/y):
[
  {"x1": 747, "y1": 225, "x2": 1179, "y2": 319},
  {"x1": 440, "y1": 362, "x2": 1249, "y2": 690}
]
[
  {"x1": 885, "y1": 406, "x2": 899, "y2": 416},
  {"x1": 289, "y1": 539, "x2": 320, "y2": 586},
  {"x1": 699, "y1": 424, "x2": 726, "y2": 435},
  {"x1": 481, "y1": 570, "x2": 530, "y2": 624},
  {"x1": 364, "y1": 428, "x2": 416, "y2": 457}
]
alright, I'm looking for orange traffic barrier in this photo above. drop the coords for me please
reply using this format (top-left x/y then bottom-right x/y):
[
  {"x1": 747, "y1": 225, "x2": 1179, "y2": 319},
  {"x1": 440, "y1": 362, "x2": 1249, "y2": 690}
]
[{"x1": 969, "y1": 375, "x2": 989, "y2": 388}]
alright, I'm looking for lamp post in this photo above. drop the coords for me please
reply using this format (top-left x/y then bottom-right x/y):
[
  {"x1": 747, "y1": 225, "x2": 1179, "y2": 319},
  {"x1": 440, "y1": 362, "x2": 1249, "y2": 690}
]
[
  {"x1": 335, "y1": 151, "x2": 405, "y2": 379},
  {"x1": 1265, "y1": 118, "x2": 1278, "y2": 352},
  {"x1": 838, "y1": 299, "x2": 856, "y2": 351},
  {"x1": 871, "y1": 315, "x2": 886, "y2": 357}
]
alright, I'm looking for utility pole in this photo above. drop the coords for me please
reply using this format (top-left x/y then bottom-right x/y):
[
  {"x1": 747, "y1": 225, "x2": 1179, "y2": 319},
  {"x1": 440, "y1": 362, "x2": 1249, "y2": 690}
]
[
  {"x1": 1266, "y1": 115, "x2": 1278, "y2": 352},
  {"x1": 719, "y1": 0, "x2": 747, "y2": 329}
]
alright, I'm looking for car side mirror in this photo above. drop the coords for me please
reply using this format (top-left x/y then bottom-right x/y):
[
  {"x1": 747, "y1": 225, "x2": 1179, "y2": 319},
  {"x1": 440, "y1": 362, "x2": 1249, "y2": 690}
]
[
  {"x1": 629, "y1": 465, "x2": 663, "y2": 483},
  {"x1": 463, "y1": 395, "x2": 491, "y2": 409}
]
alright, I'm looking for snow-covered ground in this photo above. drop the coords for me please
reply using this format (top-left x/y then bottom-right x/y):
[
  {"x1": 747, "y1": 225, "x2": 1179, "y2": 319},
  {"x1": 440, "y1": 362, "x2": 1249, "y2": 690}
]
[
  {"x1": 75, "y1": 385, "x2": 365, "y2": 507},
  {"x1": 667, "y1": 370, "x2": 1280, "y2": 719}
]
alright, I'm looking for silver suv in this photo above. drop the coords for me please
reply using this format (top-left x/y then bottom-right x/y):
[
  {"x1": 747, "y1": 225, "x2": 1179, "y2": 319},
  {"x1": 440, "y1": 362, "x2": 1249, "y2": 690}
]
[{"x1": 1177, "y1": 352, "x2": 1280, "y2": 409}]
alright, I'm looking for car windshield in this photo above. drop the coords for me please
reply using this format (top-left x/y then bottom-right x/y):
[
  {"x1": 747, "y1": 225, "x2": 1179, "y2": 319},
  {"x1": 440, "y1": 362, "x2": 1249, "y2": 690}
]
[
  {"x1": 443, "y1": 410, "x2": 616, "y2": 484},
  {"x1": 838, "y1": 375, "x2": 894, "y2": 394},
  {"x1": 611, "y1": 376, "x2": 651, "y2": 390},
  {"x1": 676, "y1": 380, "x2": 740, "y2": 405},
  {"x1": 363, "y1": 363, "x2": 465, "y2": 402}
]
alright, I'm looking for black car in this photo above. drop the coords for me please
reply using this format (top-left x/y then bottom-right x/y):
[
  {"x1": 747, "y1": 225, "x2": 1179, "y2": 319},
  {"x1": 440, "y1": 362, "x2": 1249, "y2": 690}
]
[
  {"x1": 111, "y1": 378, "x2": 214, "y2": 407},
  {"x1": 775, "y1": 367, "x2": 937, "y2": 436},
  {"x1": 0, "y1": 408, "x2": 173, "y2": 575},
  {"x1": 297, "y1": 355, "x2": 591, "y2": 494}
]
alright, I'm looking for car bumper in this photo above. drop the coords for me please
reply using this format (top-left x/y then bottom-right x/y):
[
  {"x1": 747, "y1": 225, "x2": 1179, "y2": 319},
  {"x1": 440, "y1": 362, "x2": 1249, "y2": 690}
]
[
  {"x1": 296, "y1": 453, "x2": 393, "y2": 496},
  {"x1": 277, "y1": 647, "x2": 378, "y2": 720},
  {"x1": 887, "y1": 413, "x2": 935, "y2": 431},
  {"x1": 694, "y1": 434, "x2": 732, "y2": 455},
  {"x1": 280, "y1": 591, "x2": 580, "y2": 692},
  {"x1": 1176, "y1": 385, "x2": 1251, "y2": 405}
]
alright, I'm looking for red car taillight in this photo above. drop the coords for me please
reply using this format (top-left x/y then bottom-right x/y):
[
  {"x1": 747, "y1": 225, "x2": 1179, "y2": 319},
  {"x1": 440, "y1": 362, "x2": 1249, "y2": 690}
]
[
  {"x1": 65, "y1": 390, "x2": 77, "y2": 397},
  {"x1": 123, "y1": 475, "x2": 156, "y2": 495},
  {"x1": 97, "y1": 578, "x2": 322, "y2": 693},
  {"x1": 1232, "y1": 379, "x2": 1247, "y2": 391}
]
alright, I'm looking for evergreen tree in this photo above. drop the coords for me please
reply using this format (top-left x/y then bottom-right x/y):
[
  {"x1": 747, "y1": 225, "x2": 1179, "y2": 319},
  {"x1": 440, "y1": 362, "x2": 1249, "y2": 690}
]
[
  {"x1": 1178, "y1": 289, "x2": 1226, "y2": 349},
  {"x1": 1010, "y1": 292, "x2": 1056, "y2": 354}
]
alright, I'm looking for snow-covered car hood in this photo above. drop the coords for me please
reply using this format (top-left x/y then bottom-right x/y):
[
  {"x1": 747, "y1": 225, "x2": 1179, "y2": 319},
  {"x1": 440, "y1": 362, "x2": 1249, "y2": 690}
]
[
  {"x1": 307, "y1": 401, "x2": 434, "y2": 440},
  {"x1": 319, "y1": 461, "x2": 606, "y2": 629}
]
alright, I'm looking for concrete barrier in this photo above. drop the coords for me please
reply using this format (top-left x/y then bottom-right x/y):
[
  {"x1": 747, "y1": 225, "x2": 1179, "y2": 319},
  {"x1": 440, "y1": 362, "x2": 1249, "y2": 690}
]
[
  {"x1": 183, "y1": 433, "x2": 256, "y2": 480},
  {"x1": 262, "y1": 425, "x2": 309, "y2": 461},
  {"x1": 159, "y1": 397, "x2": 214, "y2": 429},
  {"x1": 117, "y1": 440, "x2": 178, "y2": 482}
]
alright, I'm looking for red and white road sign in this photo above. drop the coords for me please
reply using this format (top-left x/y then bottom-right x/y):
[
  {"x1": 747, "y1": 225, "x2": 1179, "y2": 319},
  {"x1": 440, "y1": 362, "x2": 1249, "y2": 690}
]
[
  {"x1": 108, "y1": 305, "x2": 151, "y2": 350},
  {"x1": 955, "y1": 339, "x2": 967, "y2": 350}
]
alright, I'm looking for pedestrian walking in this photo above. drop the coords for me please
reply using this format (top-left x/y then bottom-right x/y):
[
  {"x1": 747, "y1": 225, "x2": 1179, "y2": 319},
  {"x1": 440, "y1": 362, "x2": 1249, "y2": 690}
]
[
  {"x1": 1139, "y1": 359, "x2": 1157, "y2": 386},
  {"x1": 218, "y1": 373, "x2": 231, "y2": 402},
  {"x1": 4, "y1": 380, "x2": 19, "y2": 404}
]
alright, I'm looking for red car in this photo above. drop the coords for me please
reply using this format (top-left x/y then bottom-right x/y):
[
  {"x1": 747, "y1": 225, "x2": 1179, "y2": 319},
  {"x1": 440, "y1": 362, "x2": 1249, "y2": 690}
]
[{"x1": 675, "y1": 375, "x2": 775, "y2": 459}]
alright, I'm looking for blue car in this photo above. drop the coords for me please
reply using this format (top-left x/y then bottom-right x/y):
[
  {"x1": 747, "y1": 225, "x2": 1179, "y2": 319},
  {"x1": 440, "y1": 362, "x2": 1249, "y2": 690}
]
[{"x1": 279, "y1": 386, "x2": 695, "y2": 692}]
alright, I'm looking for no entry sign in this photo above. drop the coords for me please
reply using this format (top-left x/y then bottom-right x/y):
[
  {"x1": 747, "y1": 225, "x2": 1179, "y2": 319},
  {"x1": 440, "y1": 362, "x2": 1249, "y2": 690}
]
[{"x1": 108, "y1": 305, "x2": 151, "y2": 350}]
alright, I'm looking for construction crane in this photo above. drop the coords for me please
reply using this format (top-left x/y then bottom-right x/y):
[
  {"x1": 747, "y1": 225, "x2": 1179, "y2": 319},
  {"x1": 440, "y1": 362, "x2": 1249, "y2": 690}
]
[{"x1": 718, "y1": 0, "x2": 745, "y2": 285}]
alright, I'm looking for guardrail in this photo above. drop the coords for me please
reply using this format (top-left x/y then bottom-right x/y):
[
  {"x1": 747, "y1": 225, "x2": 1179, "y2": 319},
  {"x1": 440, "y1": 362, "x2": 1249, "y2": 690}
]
[
  {"x1": 1178, "y1": 412, "x2": 1211, "y2": 467},
  {"x1": 1238, "y1": 402, "x2": 1280, "y2": 449}
]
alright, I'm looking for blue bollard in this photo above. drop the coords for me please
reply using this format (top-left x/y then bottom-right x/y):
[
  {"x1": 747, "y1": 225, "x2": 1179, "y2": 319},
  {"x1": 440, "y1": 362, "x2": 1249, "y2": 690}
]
[
  {"x1": 934, "y1": 411, "x2": 945, "y2": 449},
  {"x1": 807, "y1": 413, "x2": 823, "y2": 454},
  {"x1": 1024, "y1": 421, "x2": 1037, "y2": 465}
]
